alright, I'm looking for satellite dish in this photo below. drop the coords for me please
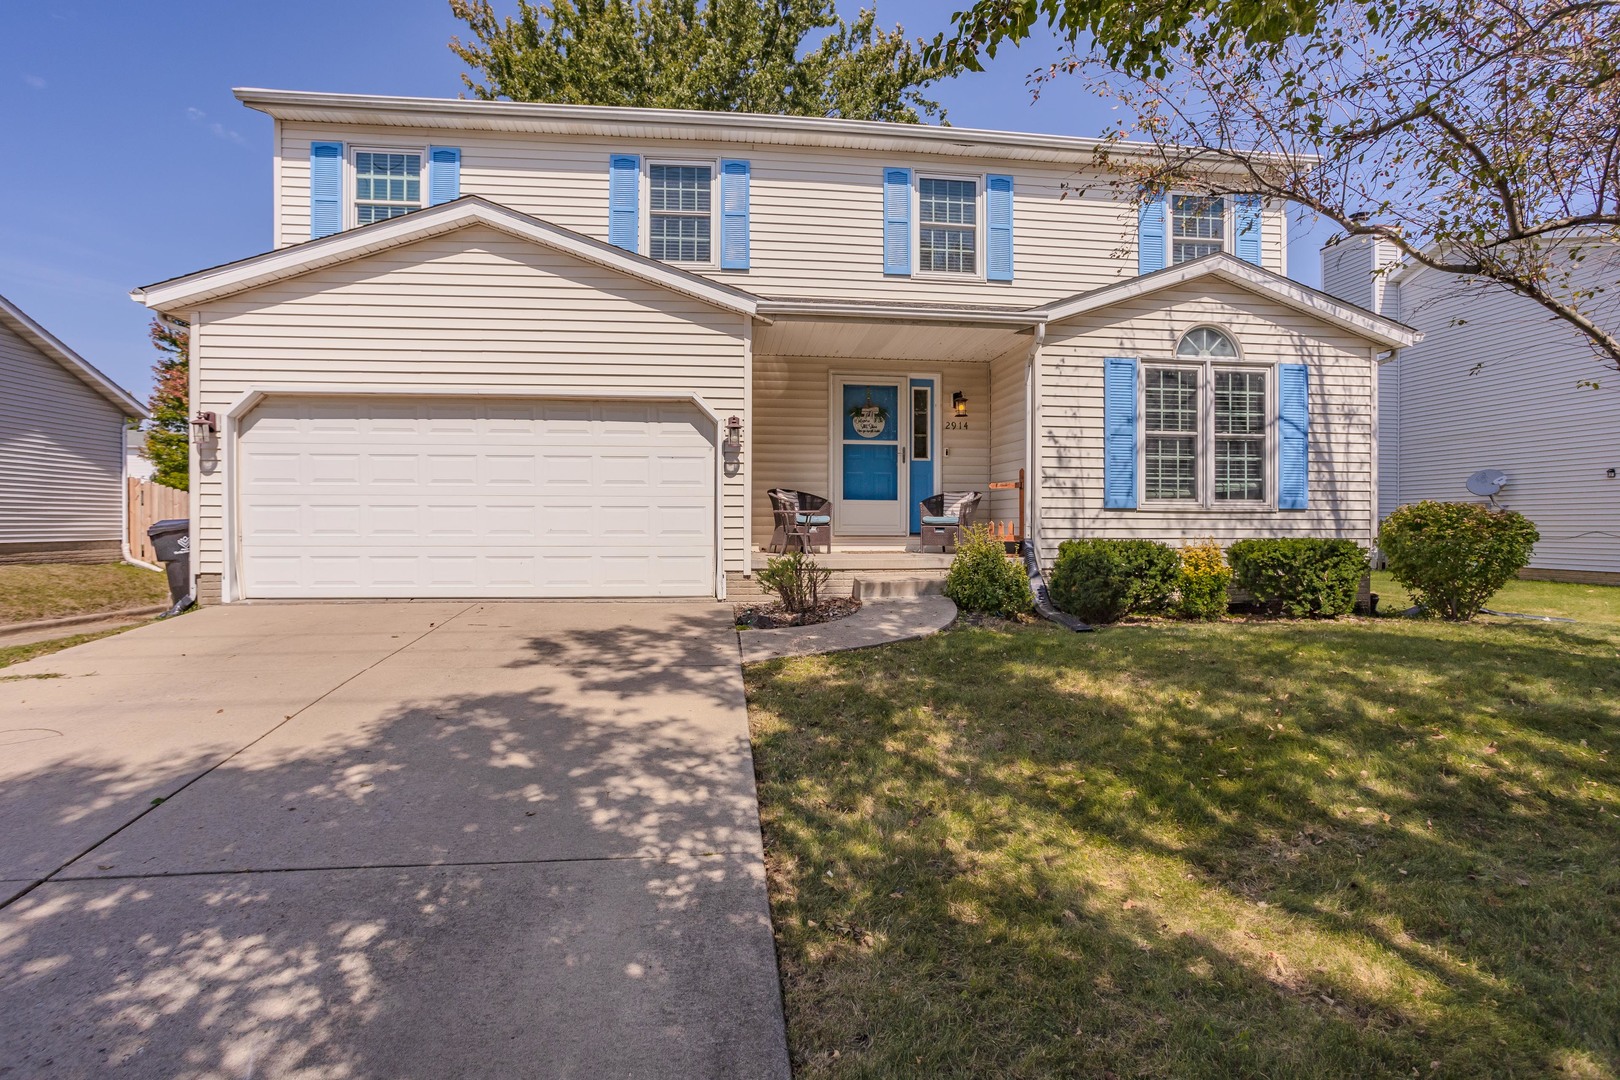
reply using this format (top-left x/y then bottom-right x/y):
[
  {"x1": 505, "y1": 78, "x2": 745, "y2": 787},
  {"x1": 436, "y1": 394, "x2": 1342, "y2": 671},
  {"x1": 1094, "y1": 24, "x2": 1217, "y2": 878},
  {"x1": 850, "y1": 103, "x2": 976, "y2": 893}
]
[{"x1": 1465, "y1": 469, "x2": 1508, "y2": 497}]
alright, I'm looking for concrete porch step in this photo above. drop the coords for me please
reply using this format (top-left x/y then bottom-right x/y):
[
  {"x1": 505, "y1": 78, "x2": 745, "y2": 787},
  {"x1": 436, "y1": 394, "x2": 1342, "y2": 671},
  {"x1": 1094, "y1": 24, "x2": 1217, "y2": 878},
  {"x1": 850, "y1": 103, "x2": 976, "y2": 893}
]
[{"x1": 852, "y1": 576, "x2": 945, "y2": 600}]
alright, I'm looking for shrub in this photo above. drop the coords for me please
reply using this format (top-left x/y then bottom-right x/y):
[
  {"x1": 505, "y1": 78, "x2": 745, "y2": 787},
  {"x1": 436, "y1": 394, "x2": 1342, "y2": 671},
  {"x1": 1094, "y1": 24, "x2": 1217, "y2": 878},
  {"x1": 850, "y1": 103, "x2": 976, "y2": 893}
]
[
  {"x1": 1379, "y1": 501, "x2": 1539, "y2": 620},
  {"x1": 1226, "y1": 538, "x2": 1369, "y2": 617},
  {"x1": 1048, "y1": 538, "x2": 1178, "y2": 623},
  {"x1": 1175, "y1": 539, "x2": 1233, "y2": 620},
  {"x1": 757, "y1": 550, "x2": 832, "y2": 613},
  {"x1": 945, "y1": 525, "x2": 1034, "y2": 617}
]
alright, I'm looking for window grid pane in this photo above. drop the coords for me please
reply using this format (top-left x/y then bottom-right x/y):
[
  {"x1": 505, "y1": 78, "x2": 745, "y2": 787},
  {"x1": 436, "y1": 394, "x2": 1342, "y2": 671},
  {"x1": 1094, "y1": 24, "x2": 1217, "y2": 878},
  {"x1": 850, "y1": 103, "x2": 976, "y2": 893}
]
[
  {"x1": 1144, "y1": 367, "x2": 1199, "y2": 501},
  {"x1": 918, "y1": 177, "x2": 977, "y2": 274},
  {"x1": 649, "y1": 215, "x2": 712, "y2": 263},
  {"x1": 354, "y1": 151, "x2": 422, "y2": 221},
  {"x1": 1145, "y1": 437, "x2": 1198, "y2": 501},
  {"x1": 1214, "y1": 371, "x2": 1266, "y2": 434},
  {"x1": 648, "y1": 164, "x2": 712, "y2": 262},
  {"x1": 1144, "y1": 369, "x2": 1198, "y2": 433},
  {"x1": 919, "y1": 227, "x2": 976, "y2": 273},
  {"x1": 1214, "y1": 439, "x2": 1265, "y2": 501},
  {"x1": 1172, "y1": 194, "x2": 1224, "y2": 263}
]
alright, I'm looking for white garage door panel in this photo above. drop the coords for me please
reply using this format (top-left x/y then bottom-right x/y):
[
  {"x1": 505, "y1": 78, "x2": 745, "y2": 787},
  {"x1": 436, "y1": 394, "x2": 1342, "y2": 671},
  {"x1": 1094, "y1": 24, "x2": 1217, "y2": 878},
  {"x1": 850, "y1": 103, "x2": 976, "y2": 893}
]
[{"x1": 238, "y1": 397, "x2": 715, "y2": 598}]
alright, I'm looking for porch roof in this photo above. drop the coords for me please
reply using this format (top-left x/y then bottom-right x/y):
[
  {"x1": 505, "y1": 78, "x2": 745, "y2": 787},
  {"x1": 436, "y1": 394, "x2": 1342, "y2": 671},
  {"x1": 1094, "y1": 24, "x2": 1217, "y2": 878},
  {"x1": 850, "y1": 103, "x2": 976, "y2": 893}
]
[{"x1": 753, "y1": 297, "x2": 1040, "y2": 363}]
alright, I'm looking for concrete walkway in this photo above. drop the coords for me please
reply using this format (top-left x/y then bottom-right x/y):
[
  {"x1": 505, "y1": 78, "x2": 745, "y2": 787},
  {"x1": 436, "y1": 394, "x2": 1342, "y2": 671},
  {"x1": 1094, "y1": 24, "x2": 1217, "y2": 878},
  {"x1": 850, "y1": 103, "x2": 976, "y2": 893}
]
[
  {"x1": 0, "y1": 602, "x2": 789, "y2": 1079},
  {"x1": 738, "y1": 595, "x2": 958, "y2": 663}
]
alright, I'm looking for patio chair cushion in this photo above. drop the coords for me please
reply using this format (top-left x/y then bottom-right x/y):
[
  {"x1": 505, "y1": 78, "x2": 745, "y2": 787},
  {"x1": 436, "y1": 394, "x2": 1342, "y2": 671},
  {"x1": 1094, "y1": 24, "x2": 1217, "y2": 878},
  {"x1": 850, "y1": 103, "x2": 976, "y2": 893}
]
[
  {"x1": 920, "y1": 515, "x2": 959, "y2": 526},
  {"x1": 796, "y1": 514, "x2": 831, "y2": 525}
]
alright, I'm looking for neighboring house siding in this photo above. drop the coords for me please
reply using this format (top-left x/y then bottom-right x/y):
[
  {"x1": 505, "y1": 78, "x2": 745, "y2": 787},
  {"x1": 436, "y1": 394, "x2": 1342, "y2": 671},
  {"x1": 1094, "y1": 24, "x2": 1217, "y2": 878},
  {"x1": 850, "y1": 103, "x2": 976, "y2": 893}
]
[
  {"x1": 988, "y1": 345, "x2": 1027, "y2": 527},
  {"x1": 749, "y1": 355, "x2": 990, "y2": 545},
  {"x1": 1036, "y1": 280, "x2": 1378, "y2": 564},
  {"x1": 189, "y1": 223, "x2": 750, "y2": 584},
  {"x1": 1379, "y1": 263, "x2": 1620, "y2": 577},
  {"x1": 275, "y1": 122, "x2": 1289, "y2": 301},
  {"x1": 0, "y1": 319, "x2": 127, "y2": 549}
]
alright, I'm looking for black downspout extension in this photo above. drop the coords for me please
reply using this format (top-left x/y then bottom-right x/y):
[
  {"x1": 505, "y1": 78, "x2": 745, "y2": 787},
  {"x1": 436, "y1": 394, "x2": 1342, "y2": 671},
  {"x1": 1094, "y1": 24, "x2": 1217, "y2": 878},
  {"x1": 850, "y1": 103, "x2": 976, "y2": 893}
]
[{"x1": 1022, "y1": 539, "x2": 1092, "y2": 632}]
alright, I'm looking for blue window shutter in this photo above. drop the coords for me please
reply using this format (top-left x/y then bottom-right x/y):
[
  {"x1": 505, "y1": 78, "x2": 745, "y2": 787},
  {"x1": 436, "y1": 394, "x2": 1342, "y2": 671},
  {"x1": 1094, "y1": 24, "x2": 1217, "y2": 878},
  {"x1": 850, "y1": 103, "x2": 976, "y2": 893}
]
[
  {"x1": 1235, "y1": 194, "x2": 1262, "y2": 265},
  {"x1": 1104, "y1": 356, "x2": 1139, "y2": 509},
  {"x1": 429, "y1": 146, "x2": 461, "y2": 205},
  {"x1": 882, "y1": 167, "x2": 912, "y2": 276},
  {"x1": 608, "y1": 154, "x2": 640, "y2": 253},
  {"x1": 719, "y1": 159, "x2": 750, "y2": 270},
  {"x1": 1278, "y1": 363, "x2": 1310, "y2": 509},
  {"x1": 986, "y1": 174, "x2": 1014, "y2": 282},
  {"x1": 310, "y1": 141, "x2": 343, "y2": 239},
  {"x1": 1138, "y1": 192, "x2": 1166, "y2": 274}
]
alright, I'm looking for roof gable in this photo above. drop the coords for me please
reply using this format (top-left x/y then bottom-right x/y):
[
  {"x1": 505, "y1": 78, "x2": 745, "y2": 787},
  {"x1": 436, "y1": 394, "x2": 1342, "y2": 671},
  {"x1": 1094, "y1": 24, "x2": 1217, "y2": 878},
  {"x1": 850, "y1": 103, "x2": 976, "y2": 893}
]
[
  {"x1": 133, "y1": 197, "x2": 761, "y2": 317},
  {"x1": 0, "y1": 293, "x2": 144, "y2": 417},
  {"x1": 1035, "y1": 254, "x2": 1420, "y2": 350}
]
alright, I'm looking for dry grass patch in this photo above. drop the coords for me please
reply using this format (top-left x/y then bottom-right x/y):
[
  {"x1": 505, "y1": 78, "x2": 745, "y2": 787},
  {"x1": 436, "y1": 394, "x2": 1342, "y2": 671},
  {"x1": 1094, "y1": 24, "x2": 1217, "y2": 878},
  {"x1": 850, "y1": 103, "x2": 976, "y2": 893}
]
[{"x1": 0, "y1": 562, "x2": 169, "y2": 624}]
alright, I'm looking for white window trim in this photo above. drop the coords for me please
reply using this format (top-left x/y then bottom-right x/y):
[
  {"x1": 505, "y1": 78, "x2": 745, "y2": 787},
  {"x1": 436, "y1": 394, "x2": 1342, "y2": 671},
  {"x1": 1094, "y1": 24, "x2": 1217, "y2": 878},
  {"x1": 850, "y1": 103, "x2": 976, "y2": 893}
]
[
  {"x1": 345, "y1": 144, "x2": 429, "y2": 231},
  {"x1": 913, "y1": 171, "x2": 985, "y2": 280},
  {"x1": 1138, "y1": 354, "x2": 1276, "y2": 511},
  {"x1": 1166, "y1": 191, "x2": 1234, "y2": 267},
  {"x1": 642, "y1": 157, "x2": 721, "y2": 269}
]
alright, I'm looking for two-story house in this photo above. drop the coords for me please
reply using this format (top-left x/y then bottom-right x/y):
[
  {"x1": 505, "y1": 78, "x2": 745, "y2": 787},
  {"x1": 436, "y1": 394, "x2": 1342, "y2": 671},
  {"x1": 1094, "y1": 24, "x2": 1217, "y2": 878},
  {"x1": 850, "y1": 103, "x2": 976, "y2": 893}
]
[
  {"x1": 132, "y1": 89, "x2": 1415, "y2": 604},
  {"x1": 1324, "y1": 232, "x2": 1620, "y2": 584}
]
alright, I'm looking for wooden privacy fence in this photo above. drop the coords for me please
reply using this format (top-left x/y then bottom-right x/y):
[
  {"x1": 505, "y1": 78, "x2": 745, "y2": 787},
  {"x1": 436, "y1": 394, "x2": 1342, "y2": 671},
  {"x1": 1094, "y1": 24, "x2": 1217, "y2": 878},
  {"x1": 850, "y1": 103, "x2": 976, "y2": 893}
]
[{"x1": 127, "y1": 478, "x2": 189, "y2": 565}]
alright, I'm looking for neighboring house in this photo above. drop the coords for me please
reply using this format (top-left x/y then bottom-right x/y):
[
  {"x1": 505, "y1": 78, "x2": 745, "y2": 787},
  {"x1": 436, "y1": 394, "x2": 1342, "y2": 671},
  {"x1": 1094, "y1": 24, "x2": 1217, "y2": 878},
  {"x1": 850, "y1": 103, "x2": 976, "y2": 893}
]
[
  {"x1": 131, "y1": 88, "x2": 1414, "y2": 604},
  {"x1": 0, "y1": 293, "x2": 146, "y2": 565},
  {"x1": 1323, "y1": 235, "x2": 1620, "y2": 584}
]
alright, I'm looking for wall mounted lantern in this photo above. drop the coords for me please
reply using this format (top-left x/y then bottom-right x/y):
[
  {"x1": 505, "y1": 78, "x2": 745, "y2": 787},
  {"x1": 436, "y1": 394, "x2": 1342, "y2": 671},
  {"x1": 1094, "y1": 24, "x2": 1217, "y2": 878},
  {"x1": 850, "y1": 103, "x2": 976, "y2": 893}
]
[
  {"x1": 952, "y1": 392, "x2": 968, "y2": 418},
  {"x1": 725, "y1": 414, "x2": 743, "y2": 445},
  {"x1": 190, "y1": 411, "x2": 219, "y2": 440}
]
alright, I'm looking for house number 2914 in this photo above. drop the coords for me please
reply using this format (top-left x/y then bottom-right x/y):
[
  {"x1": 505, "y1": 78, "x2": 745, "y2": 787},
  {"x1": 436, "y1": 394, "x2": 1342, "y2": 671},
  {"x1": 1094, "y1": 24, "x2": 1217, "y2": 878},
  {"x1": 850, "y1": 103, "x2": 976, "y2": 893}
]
[{"x1": 945, "y1": 420, "x2": 970, "y2": 430}]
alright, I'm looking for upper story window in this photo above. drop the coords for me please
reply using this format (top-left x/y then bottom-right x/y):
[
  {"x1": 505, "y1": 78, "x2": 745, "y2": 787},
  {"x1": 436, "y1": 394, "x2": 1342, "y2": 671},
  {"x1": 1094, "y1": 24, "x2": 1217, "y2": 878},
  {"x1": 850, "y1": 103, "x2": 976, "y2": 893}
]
[
  {"x1": 354, "y1": 150, "x2": 423, "y2": 224},
  {"x1": 1142, "y1": 328, "x2": 1270, "y2": 506},
  {"x1": 917, "y1": 176, "x2": 978, "y2": 274},
  {"x1": 1170, "y1": 194, "x2": 1226, "y2": 264},
  {"x1": 648, "y1": 162, "x2": 714, "y2": 264}
]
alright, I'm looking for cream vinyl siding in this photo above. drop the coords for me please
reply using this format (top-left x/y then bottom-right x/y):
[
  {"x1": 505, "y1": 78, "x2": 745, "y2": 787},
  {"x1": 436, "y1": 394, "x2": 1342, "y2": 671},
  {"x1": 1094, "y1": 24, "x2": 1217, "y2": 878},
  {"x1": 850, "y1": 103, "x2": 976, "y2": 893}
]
[
  {"x1": 276, "y1": 122, "x2": 1288, "y2": 301},
  {"x1": 988, "y1": 345, "x2": 1028, "y2": 526},
  {"x1": 189, "y1": 222, "x2": 749, "y2": 584},
  {"x1": 1378, "y1": 262, "x2": 1620, "y2": 576},
  {"x1": 750, "y1": 355, "x2": 989, "y2": 545},
  {"x1": 0, "y1": 320, "x2": 128, "y2": 545},
  {"x1": 1037, "y1": 279, "x2": 1377, "y2": 563}
]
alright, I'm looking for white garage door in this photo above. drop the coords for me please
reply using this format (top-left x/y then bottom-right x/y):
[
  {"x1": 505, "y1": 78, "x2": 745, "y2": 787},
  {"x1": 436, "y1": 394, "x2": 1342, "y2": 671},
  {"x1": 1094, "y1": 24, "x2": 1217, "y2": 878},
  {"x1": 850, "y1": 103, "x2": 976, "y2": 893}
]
[{"x1": 237, "y1": 396, "x2": 716, "y2": 598}]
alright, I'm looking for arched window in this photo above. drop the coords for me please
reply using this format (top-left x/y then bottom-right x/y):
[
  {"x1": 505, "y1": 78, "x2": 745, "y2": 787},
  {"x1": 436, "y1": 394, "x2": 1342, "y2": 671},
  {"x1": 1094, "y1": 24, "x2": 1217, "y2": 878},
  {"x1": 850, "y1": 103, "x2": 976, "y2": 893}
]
[{"x1": 1177, "y1": 327, "x2": 1238, "y2": 358}]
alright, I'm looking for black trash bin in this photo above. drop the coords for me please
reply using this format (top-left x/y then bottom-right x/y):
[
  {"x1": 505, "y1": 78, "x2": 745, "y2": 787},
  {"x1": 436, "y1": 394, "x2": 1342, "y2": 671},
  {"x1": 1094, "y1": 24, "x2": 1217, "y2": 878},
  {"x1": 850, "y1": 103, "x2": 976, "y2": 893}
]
[{"x1": 147, "y1": 518, "x2": 193, "y2": 616}]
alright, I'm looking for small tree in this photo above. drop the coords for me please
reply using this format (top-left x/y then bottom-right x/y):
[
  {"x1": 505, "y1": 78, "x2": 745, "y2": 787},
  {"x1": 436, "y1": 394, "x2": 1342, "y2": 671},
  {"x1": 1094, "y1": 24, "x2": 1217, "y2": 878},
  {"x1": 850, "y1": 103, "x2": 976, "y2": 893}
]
[
  {"x1": 143, "y1": 315, "x2": 189, "y2": 491},
  {"x1": 1380, "y1": 501, "x2": 1539, "y2": 620},
  {"x1": 449, "y1": 0, "x2": 957, "y2": 122},
  {"x1": 756, "y1": 550, "x2": 832, "y2": 613},
  {"x1": 937, "y1": 0, "x2": 1620, "y2": 382}
]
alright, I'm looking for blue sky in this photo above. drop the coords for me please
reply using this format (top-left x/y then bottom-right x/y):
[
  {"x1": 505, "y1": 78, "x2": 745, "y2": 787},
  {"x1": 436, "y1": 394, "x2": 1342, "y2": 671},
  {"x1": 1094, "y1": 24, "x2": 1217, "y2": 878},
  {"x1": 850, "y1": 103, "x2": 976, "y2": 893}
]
[{"x1": 0, "y1": 1, "x2": 1333, "y2": 405}]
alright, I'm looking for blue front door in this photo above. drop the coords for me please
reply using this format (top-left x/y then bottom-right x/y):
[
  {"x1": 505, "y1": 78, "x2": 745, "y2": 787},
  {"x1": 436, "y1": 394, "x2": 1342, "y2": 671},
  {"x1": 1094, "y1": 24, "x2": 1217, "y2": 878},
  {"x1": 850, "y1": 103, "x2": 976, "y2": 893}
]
[{"x1": 837, "y1": 380, "x2": 904, "y2": 533}]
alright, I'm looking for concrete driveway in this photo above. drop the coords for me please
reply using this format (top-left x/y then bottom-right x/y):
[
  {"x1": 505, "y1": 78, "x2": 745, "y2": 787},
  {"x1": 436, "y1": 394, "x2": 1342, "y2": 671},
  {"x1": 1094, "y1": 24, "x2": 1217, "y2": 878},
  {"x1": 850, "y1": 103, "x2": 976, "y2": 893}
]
[{"x1": 0, "y1": 602, "x2": 789, "y2": 1079}]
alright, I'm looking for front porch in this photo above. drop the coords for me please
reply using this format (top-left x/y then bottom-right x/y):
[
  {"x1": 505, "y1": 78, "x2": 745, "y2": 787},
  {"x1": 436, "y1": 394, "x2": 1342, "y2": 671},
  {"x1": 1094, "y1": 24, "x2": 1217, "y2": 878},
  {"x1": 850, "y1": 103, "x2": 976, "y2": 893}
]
[{"x1": 743, "y1": 304, "x2": 1036, "y2": 596}]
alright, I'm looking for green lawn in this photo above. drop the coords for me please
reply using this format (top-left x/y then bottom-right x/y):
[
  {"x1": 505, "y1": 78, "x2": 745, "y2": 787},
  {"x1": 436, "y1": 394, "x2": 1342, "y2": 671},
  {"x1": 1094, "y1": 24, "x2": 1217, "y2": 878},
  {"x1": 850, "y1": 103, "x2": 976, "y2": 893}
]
[
  {"x1": 1372, "y1": 570, "x2": 1620, "y2": 625},
  {"x1": 746, "y1": 599, "x2": 1620, "y2": 1078},
  {"x1": 0, "y1": 562, "x2": 170, "y2": 624}
]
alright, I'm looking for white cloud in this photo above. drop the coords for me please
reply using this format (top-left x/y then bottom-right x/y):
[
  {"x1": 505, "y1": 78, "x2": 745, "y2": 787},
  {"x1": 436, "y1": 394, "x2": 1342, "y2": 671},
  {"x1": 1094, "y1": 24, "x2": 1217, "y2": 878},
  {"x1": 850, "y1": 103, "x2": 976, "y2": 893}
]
[
  {"x1": 22, "y1": 74, "x2": 46, "y2": 90},
  {"x1": 185, "y1": 105, "x2": 246, "y2": 146}
]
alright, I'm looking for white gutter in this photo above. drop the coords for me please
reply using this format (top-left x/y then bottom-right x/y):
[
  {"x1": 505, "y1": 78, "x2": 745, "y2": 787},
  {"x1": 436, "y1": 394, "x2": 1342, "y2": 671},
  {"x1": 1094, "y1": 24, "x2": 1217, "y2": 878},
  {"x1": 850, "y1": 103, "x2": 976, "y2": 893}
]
[{"x1": 755, "y1": 300, "x2": 1045, "y2": 326}]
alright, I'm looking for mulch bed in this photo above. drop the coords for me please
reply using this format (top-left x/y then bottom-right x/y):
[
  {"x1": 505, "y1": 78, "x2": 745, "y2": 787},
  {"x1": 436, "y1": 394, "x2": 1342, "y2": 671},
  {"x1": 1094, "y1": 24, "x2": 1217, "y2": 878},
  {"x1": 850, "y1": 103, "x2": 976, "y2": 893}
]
[{"x1": 734, "y1": 596, "x2": 861, "y2": 630}]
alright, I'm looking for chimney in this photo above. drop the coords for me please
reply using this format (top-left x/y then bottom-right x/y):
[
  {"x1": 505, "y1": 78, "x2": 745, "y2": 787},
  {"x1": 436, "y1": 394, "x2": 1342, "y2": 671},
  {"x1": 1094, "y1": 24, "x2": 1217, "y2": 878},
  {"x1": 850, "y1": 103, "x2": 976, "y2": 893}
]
[{"x1": 1320, "y1": 223, "x2": 1399, "y2": 316}]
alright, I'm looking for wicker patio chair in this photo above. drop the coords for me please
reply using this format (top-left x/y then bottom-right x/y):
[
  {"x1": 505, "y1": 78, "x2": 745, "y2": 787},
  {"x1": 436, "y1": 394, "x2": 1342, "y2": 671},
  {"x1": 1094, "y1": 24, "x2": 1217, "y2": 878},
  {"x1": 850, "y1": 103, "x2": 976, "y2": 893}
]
[
  {"x1": 917, "y1": 490, "x2": 983, "y2": 553},
  {"x1": 766, "y1": 488, "x2": 833, "y2": 553}
]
